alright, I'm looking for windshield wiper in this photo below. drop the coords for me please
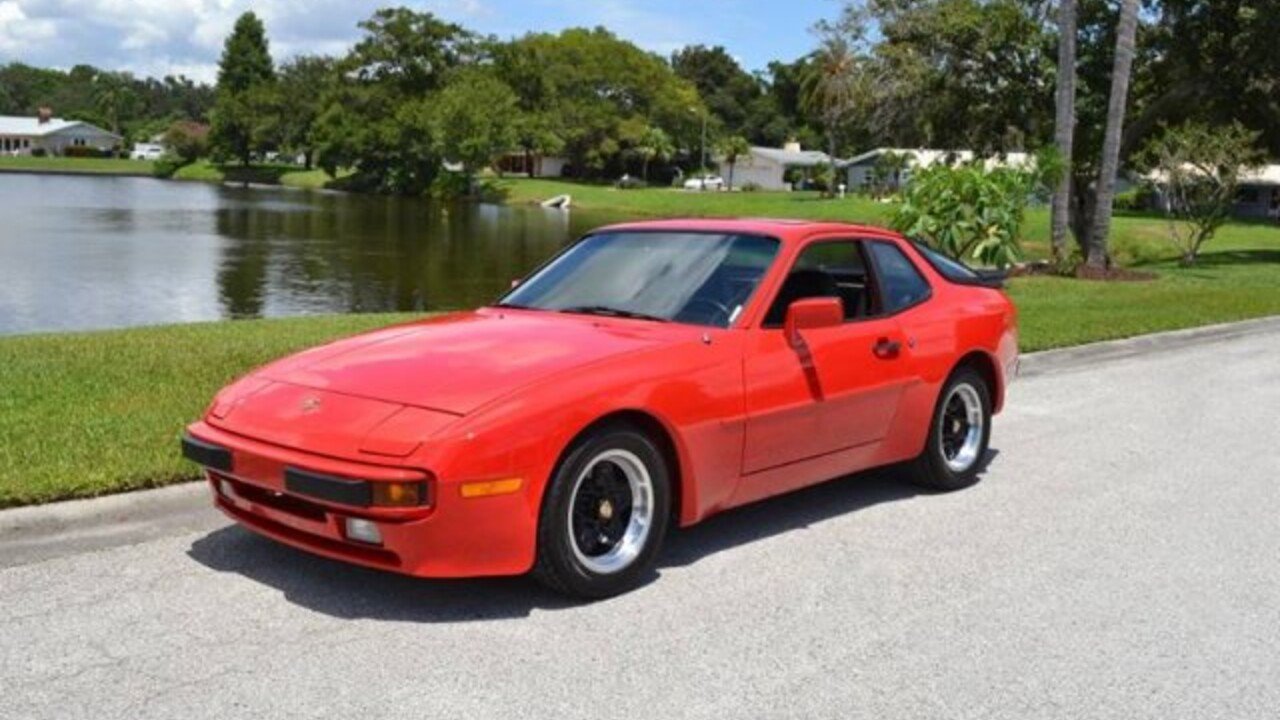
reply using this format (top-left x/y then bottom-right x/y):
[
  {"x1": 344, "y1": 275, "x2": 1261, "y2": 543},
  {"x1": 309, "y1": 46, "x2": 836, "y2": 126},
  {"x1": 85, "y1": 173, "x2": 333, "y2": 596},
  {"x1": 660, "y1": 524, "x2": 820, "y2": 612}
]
[{"x1": 559, "y1": 305, "x2": 670, "y2": 323}]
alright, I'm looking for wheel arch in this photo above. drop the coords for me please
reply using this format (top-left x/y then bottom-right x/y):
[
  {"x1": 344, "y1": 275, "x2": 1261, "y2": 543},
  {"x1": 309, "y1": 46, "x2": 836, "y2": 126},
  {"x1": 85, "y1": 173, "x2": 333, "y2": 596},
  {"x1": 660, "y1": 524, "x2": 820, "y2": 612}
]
[
  {"x1": 952, "y1": 349, "x2": 1002, "y2": 412},
  {"x1": 554, "y1": 409, "x2": 690, "y2": 527}
]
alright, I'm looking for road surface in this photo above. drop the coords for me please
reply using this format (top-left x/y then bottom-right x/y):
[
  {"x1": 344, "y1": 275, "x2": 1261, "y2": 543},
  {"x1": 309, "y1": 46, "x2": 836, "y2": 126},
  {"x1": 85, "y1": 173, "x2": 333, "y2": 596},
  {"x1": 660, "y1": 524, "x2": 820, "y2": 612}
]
[{"x1": 3, "y1": 320, "x2": 1279, "y2": 719}]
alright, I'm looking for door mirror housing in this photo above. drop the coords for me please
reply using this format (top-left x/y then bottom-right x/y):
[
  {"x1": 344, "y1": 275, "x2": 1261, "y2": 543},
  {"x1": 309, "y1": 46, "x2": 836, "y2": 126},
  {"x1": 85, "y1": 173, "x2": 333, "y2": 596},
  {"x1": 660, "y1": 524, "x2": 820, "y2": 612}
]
[{"x1": 784, "y1": 297, "x2": 843, "y2": 347}]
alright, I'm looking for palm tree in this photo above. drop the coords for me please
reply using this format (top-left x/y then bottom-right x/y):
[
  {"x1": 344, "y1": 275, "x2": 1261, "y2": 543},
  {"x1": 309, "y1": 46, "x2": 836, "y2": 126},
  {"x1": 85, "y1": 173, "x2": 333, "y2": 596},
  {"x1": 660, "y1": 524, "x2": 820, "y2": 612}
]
[
  {"x1": 634, "y1": 126, "x2": 674, "y2": 183},
  {"x1": 1086, "y1": 0, "x2": 1141, "y2": 270},
  {"x1": 1050, "y1": 0, "x2": 1078, "y2": 265},
  {"x1": 93, "y1": 72, "x2": 136, "y2": 135},
  {"x1": 802, "y1": 33, "x2": 863, "y2": 193},
  {"x1": 719, "y1": 135, "x2": 751, "y2": 190}
]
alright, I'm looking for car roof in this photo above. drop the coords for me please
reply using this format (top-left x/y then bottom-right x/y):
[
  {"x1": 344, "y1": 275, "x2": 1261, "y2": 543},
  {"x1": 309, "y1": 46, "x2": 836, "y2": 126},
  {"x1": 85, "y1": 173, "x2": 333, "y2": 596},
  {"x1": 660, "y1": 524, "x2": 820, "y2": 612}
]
[{"x1": 593, "y1": 217, "x2": 902, "y2": 242}]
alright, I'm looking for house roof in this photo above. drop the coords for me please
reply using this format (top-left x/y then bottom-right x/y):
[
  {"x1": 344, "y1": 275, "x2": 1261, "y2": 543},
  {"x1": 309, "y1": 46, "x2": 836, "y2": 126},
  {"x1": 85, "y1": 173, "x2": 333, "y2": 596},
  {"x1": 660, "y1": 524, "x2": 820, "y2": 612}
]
[
  {"x1": 747, "y1": 146, "x2": 837, "y2": 167},
  {"x1": 0, "y1": 115, "x2": 121, "y2": 139},
  {"x1": 846, "y1": 147, "x2": 1033, "y2": 169},
  {"x1": 1147, "y1": 163, "x2": 1280, "y2": 188},
  {"x1": 1240, "y1": 164, "x2": 1280, "y2": 187}
]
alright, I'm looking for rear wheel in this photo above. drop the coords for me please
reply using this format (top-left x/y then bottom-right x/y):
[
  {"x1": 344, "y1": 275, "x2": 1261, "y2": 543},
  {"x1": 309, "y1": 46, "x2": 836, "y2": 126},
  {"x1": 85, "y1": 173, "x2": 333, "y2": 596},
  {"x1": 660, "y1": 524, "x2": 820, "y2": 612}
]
[
  {"x1": 906, "y1": 367, "x2": 991, "y2": 491},
  {"x1": 534, "y1": 424, "x2": 671, "y2": 598}
]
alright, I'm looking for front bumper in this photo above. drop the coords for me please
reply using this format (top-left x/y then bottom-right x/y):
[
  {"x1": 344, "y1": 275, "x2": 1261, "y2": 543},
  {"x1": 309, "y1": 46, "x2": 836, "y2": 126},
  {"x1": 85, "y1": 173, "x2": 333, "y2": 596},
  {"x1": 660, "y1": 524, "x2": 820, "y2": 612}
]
[{"x1": 183, "y1": 422, "x2": 539, "y2": 578}]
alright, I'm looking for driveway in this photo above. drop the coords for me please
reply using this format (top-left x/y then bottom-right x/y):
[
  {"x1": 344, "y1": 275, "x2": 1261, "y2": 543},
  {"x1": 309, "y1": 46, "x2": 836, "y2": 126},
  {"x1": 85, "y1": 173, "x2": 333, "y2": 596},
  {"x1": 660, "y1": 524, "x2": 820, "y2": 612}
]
[{"x1": 3, "y1": 320, "x2": 1279, "y2": 719}]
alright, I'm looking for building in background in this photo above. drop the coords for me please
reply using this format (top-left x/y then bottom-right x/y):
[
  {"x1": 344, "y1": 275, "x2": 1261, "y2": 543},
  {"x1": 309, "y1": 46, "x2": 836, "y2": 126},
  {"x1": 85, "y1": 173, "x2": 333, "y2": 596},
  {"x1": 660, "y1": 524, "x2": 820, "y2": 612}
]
[
  {"x1": 717, "y1": 142, "x2": 838, "y2": 191},
  {"x1": 845, "y1": 148, "x2": 1034, "y2": 193},
  {"x1": 0, "y1": 109, "x2": 122, "y2": 157}
]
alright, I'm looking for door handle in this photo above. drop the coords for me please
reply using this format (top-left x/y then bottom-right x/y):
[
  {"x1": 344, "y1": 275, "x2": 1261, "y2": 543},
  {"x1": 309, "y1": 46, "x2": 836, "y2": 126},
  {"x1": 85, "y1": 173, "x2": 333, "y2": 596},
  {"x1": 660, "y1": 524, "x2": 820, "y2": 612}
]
[{"x1": 873, "y1": 337, "x2": 901, "y2": 359}]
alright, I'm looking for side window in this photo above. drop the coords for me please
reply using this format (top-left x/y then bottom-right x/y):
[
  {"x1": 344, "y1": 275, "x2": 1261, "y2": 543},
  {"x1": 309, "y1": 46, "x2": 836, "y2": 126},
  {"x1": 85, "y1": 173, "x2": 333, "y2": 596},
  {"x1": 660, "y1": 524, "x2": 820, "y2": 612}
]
[
  {"x1": 763, "y1": 241, "x2": 873, "y2": 326},
  {"x1": 867, "y1": 241, "x2": 931, "y2": 313}
]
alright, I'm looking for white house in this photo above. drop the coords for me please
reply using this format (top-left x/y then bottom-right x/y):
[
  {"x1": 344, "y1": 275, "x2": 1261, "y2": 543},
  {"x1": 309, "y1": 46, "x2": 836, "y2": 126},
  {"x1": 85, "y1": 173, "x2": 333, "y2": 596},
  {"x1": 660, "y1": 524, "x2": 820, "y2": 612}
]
[
  {"x1": 1147, "y1": 163, "x2": 1280, "y2": 220},
  {"x1": 1232, "y1": 165, "x2": 1280, "y2": 219},
  {"x1": 496, "y1": 152, "x2": 567, "y2": 178},
  {"x1": 718, "y1": 142, "x2": 838, "y2": 191},
  {"x1": 846, "y1": 148, "x2": 1034, "y2": 192},
  {"x1": 0, "y1": 109, "x2": 122, "y2": 156}
]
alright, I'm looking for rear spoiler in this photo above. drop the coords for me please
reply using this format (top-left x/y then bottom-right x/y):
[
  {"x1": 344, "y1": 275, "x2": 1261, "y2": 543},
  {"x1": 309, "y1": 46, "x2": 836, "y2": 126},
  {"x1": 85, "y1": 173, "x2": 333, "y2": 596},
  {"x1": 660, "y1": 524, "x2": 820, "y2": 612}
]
[{"x1": 972, "y1": 269, "x2": 1008, "y2": 289}]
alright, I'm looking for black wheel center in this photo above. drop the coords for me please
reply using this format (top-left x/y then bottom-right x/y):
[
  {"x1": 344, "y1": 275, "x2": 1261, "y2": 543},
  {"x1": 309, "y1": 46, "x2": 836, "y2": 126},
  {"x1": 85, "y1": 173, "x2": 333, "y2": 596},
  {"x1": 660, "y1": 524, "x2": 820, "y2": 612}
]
[
  {"x1": 572, "y1": 462, "x2": 633, "y2": 557},
  {"x1": 941, "y1": 397, "x2": 970, "y2": 459}
]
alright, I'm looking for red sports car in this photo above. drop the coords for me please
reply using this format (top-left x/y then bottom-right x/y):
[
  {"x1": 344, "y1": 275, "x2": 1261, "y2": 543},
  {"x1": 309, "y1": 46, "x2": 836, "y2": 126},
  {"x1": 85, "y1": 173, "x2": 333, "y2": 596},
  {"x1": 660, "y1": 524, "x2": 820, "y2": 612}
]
[{"x1": 183, "y1": 219, "x2": 1018, "y2": 597}]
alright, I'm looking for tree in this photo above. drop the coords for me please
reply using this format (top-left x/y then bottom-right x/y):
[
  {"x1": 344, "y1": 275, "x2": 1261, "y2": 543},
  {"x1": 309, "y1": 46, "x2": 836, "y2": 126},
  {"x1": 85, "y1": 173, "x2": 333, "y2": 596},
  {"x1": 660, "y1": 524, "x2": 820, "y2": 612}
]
[
  {"x1": 719, "y1": 135, "x2": 752, "y2": 189},
  {"x1": 275, "y1": 56, "x2": 336, "y2": 169},
  {"x1": 432, "y1": 69, "x2": 520, "y2": 184},
  {"x1": 312, "y1": 9, "x2": 473, "y2": 194},
  {"x1": 633, "y1": 126, "x2": 676, "y2": 182},
  {"x1": 802, "y1": 8, "x2": 867, "y2": 179},
  {"x1": 162, "y1": 120, "x2": 210, "y2": 163},
  {"x1": 1050, "y1": 0, "x2": 1078, "y2": 265},
  {"x1": 496, "y1": 28, "x2": 704, "y2": 178},
  {"x1": 92, "y1": 72, "x2": 137, "y2": 135},
  {"x1": 1083, "y1": 0, "x2": 1141, "y2": 270},
  {"x1": 1139, "y1": 122, "x2": 1263, "y2": 265},
  {"x1": 210, "y1": 12, "x2": 276, "y2": 165},
  {"x1": 671, "y1": 45, "x2": 779, "y2": 143},
  {"x1": 893, "y1": 161, "x2": 1040, "y2": 268}
]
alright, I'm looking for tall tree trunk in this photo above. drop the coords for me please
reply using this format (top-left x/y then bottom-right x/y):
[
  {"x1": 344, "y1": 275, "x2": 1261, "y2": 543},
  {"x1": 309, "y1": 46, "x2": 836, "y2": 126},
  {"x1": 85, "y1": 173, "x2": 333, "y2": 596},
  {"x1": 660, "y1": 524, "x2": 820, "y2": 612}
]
[
  {"x1": 1050, "y1": 0, "x2": 1078, "y2": 265},
  {"x1": 728, "y1": 160, "x2": 736, "y2": 190},
  {"x1": 1086, "y1": 0, "x2": 1141, "y2": 269}
]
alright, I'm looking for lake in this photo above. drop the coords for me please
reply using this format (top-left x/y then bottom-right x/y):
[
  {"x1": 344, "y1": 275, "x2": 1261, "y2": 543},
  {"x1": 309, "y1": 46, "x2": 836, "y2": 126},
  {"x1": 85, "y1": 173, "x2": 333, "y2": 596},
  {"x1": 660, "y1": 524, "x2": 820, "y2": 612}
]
[{"x1": 0, "y1": 173, "x2": 621, "y2": 336}]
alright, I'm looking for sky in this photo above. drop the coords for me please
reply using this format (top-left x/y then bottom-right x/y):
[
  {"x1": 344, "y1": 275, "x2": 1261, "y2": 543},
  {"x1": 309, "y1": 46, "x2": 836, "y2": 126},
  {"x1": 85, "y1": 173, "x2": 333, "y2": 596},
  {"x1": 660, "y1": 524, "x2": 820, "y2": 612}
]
[{"x1": 0, "y1": 0, "x2": 841, "y2": 83}]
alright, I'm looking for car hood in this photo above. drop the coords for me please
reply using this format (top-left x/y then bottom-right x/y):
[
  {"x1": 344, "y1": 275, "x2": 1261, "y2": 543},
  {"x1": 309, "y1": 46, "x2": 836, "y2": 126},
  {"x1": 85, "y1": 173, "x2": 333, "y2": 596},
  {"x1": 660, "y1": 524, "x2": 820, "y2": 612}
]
[{"x1": 248, "y1": 309, "x2": 684, "y2": 416}]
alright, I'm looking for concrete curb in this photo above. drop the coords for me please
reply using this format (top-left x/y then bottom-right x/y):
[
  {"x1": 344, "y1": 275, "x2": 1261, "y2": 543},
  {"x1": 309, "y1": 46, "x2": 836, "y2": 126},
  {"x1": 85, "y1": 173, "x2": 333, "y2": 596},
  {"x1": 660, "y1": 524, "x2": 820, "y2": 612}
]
[
  {"x1": 1017, "y1": 315, "x2": 1280, "y2": 378},
  {"x1": 3, "y1": 314, "x2": 1278, "y2": 567},
  {"x1": 0, "y1": 482, "x2": 222, "y2": 569}
]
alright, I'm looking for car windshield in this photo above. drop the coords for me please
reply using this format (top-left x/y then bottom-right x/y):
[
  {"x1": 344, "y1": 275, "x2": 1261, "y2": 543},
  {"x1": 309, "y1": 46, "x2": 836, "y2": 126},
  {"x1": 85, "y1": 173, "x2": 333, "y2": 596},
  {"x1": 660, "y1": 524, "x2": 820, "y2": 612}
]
[{"x1": 497, "y1": 231, "x2": 780, "y2": 328}]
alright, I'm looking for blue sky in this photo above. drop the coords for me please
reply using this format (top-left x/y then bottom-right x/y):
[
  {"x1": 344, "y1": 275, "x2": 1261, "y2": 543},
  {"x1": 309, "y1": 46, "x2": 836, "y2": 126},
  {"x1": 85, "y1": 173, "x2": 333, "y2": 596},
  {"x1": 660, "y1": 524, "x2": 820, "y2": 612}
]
[{"x1": 0, "y1": 0, "x2": 840, "y2": 82}]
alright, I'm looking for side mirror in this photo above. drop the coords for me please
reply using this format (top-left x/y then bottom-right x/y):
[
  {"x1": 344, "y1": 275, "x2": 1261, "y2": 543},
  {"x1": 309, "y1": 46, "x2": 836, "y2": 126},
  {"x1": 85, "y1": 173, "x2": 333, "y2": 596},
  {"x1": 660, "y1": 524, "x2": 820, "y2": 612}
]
[{"x1": 784, "y1": 297, "x2": 843, "y2": 347}]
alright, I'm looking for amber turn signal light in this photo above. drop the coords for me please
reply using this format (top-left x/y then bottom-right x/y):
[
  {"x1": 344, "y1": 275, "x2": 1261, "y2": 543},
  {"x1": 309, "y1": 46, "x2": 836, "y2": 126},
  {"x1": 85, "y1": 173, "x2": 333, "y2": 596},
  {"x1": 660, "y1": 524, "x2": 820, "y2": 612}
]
[
  {"x1": 371, "y1": 481, "x2": 430, "y2": 507},
  {"x1": 459, "y1": 478, "x2": 523, "y2": 499}
]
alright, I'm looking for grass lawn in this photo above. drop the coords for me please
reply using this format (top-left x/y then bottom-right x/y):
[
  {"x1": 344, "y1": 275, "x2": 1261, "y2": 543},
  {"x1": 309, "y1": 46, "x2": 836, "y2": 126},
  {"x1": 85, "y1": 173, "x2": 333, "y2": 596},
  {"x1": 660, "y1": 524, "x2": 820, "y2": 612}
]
[
  {"x1": 171, "y1": 160, "x2": 346, "y2": 189},
  {"x1": 0, "y1": 314, "x2": 415, "y2": 509},
  {"x1": 0, "y1": 155, "x2": 156, "y2": 176}
]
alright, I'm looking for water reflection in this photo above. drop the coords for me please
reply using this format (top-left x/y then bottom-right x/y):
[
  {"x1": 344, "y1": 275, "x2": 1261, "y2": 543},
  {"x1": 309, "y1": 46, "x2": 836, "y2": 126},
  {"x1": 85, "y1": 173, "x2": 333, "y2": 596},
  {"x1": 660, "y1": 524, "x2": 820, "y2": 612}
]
[{"x1": 0, "y1": 174, "x2": 605, "y2": 335}]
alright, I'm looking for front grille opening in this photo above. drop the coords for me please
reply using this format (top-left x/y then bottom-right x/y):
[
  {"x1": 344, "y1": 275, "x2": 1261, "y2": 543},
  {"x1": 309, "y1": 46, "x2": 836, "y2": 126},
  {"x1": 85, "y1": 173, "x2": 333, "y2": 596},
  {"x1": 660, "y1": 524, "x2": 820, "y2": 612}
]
[{"x1": 214, "y1": 473, "x2": 328, "y2": 522}]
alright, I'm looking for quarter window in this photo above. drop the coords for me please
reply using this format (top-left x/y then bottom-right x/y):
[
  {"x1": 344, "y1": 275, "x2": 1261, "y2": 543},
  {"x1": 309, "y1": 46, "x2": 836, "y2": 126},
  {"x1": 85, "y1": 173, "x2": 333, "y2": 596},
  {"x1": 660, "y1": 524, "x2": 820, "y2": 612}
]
[{"x1": 867, "y1": 242, "x2": 930, "y2": 313}]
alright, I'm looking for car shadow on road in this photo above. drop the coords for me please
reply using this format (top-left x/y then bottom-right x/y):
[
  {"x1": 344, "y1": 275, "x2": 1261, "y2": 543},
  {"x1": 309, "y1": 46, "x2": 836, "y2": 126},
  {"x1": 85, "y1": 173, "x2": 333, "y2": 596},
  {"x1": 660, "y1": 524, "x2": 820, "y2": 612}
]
[{"x1": 186, "y1": 451, "x2": 997, "y2": 623}]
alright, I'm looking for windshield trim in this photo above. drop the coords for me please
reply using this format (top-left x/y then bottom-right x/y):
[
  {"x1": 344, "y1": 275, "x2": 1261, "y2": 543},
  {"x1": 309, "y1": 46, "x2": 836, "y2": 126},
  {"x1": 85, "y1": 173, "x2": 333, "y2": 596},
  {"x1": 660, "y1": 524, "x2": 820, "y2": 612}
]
[{"x1": 492, "y1": 229, "x2": 784, "y2": 329}]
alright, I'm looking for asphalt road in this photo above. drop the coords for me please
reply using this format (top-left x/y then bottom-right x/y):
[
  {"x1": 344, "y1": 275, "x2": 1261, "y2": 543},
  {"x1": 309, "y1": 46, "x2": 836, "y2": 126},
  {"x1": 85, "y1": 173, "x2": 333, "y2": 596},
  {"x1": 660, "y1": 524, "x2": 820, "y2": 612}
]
[{"x1": 3, "y1": 320, "x2": 1279, "y2": 719}]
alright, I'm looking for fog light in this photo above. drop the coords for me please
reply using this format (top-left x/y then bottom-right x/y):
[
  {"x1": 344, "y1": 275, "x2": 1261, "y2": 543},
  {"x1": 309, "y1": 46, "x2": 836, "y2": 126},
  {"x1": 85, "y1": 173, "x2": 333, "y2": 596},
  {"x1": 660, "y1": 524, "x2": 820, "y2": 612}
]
[
  {"x1": 344, "y1": 517, "x2": 383, "y2": 545},
  {"x1": 216, "y1": 477, "x2": 236, "y2": 499}
]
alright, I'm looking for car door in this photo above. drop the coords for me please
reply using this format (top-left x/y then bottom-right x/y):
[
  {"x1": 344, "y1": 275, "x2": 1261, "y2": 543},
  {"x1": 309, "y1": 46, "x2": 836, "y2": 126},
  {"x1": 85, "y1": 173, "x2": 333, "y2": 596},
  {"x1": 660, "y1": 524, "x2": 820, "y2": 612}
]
[{"x1": 741, "y1": 238, "x2": 915, "y2": 475}]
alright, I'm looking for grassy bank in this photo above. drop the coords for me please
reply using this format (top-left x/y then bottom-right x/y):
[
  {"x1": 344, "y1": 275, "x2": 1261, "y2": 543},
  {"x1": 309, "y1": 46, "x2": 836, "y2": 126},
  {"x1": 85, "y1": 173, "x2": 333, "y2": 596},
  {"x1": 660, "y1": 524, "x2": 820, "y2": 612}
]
[
  {"x1": 0, "y1": 155, "x2": 156, "y2": 176},
  {"x1": 0, "y1": 314, "x2": 414, "y2": 509},
  {"x1": 171, "y1": 160, "x2": 344, "y2": 189}
]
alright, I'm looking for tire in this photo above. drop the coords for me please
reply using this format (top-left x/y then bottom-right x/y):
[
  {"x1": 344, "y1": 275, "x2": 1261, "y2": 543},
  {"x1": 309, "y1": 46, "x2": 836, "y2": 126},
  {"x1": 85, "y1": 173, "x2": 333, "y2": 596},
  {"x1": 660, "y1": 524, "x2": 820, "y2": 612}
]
[
  {"x1": 905, "y1": 366, "x2": 992, "y2": 491},
  {"x1": 533, "y1": 423, "x2": 672, "y2": 599}
]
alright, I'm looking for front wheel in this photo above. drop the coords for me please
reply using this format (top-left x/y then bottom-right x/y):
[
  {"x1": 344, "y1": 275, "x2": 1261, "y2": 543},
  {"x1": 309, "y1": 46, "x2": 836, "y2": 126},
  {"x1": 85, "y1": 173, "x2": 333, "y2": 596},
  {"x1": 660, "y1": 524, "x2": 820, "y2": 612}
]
[
  {"x1": 906, "y1": 367, "x2": 992, "y2": 491},
  {"x1": 533, "y1": 424, "x2": 671, "y2": 598}
]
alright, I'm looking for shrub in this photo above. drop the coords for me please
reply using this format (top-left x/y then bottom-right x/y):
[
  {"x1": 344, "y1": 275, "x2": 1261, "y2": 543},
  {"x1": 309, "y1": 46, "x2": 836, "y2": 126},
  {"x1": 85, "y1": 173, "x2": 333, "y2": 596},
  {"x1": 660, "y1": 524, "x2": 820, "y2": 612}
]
[
  {"x1": 31, "y1": 147, "x2": 47, "y2": 158},
  {"x1": 892, "y1": 161, "x2": 1039, "y2": 267},
  {"x1": 740, "y1": 181, "x2": 762, "y2": 193},
  {"x1": 163, "y1": 121, "x2": 211, "y2": 164},
  {"x1": 151, "y1": 155, "x2": 186, "y2": 178},
  {"x1": 1137, "y1": 121, "x2": 1264, "y2": 265},
  {"x1": 63, "y1": 146, "x2": 108, "y2": 158}
]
